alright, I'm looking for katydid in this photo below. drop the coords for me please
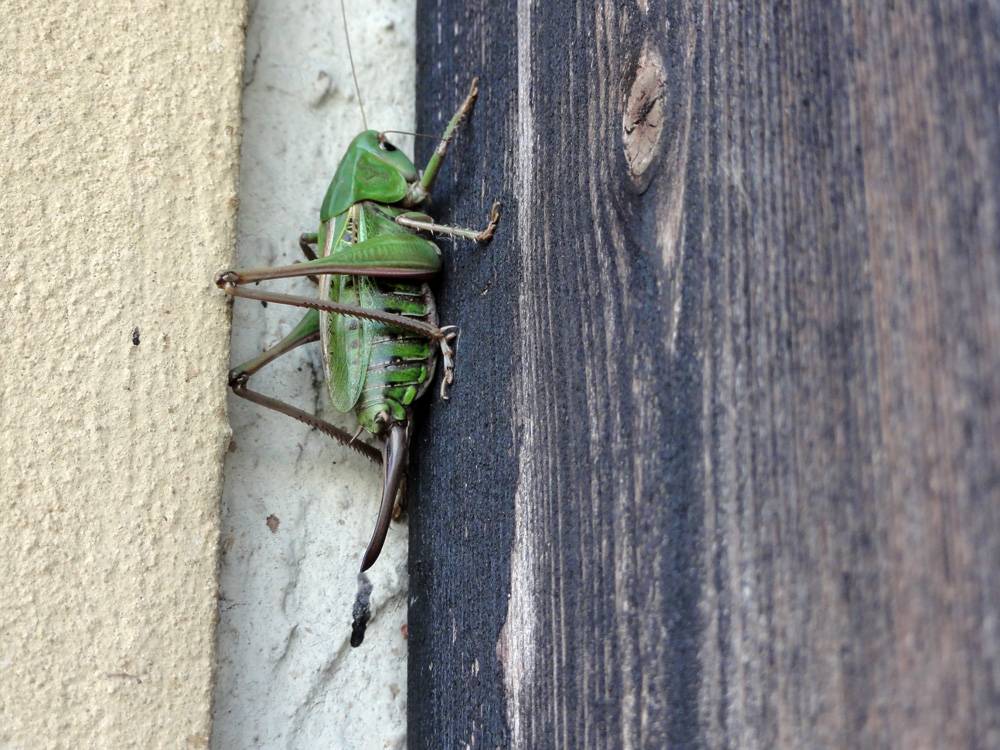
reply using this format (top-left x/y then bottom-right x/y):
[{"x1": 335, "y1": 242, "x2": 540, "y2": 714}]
[{"x1": 216, "y1": 73, "x2": 498, "y2": 572}]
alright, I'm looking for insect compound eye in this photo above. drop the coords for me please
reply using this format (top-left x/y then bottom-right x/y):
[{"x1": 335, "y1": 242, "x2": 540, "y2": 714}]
[{"x1": 378, "y1": 136, "x2": 398, "y2": 152}]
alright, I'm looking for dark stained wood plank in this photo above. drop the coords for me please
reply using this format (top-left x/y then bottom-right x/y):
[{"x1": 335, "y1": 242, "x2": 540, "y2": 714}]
[{"x1": 409, "y1": 1, "x2": 1000, "y2": 748}]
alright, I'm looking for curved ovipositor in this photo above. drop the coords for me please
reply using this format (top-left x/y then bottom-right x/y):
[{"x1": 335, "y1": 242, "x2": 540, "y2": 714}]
[{"x1": 360, "y1": 421, "x2": 408, "y2": 572}]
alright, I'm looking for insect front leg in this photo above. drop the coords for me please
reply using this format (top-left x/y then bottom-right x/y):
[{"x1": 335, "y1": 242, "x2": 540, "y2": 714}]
[{"x1": 415, "y1": 77, "x2": 480, "y2": 196}]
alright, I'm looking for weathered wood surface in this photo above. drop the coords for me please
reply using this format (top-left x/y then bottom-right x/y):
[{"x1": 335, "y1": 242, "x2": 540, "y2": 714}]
[{"x1": 409, "y1": 2, "x2": 1000, "y2": 748}]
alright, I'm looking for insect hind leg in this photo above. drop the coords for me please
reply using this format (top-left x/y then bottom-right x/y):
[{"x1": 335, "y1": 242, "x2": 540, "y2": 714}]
[{"x1": 228, "y1": 309, "x2": 381, "y2": 465}]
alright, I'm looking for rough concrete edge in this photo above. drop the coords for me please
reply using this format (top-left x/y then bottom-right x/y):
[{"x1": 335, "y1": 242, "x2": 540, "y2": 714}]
[{"x1": 207, "y1": 0, "x2": 250, "y2": 737}]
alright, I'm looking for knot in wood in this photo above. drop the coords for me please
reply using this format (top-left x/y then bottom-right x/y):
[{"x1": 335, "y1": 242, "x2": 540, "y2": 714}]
[{"x1": 622, "y1": 42, "x2": 666, "y2": 191}]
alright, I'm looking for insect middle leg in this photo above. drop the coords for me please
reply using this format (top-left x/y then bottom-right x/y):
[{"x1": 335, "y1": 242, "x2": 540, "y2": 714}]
[
  {"x1": 395, "y1": 201, "x2": 501, "y2": 243},
  {"x1": 298, "y1": 232, "x2": 319, "y2": 261},
  {"x1": 296, "y1": 232, "x2": 321, "y2": 284}
]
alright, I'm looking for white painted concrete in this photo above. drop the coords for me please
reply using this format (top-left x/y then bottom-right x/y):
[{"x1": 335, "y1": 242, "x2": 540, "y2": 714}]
[{"x1": 212, "y1": 1, "x2": 414, "y2": 747}]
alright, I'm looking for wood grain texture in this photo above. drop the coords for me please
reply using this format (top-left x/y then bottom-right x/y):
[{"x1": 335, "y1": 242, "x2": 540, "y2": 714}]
[{"x1": 409, "y1": 1, "x2": 1000, "y2": 748}]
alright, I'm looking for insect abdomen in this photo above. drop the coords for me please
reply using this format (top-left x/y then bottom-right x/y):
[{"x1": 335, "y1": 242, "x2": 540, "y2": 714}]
[{"x1": 355, "y1": 281, "x2": 437, "y2": 430}]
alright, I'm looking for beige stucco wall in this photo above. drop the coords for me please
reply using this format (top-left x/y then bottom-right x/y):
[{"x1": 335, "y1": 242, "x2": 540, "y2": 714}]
[{"x1": 0, "y1": 1, "x2": 245, "y2": 747}]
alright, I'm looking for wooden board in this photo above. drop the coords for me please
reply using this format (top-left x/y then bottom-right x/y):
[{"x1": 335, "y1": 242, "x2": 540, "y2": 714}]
[{"x1": 409, "y1": 2, "x2": 1000, "y2": 747}]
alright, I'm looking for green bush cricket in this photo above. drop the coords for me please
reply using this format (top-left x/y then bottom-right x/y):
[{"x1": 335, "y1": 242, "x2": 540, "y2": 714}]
[{"x1": 215, "y1": 18, "x2": 499, "y2": 574}]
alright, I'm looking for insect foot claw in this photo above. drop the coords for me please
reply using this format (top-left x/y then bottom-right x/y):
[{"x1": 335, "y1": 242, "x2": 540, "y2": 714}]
[
  {"x1": 457, "y1": 77, "x2": 479, "y2": 123},
  {"x1": 228, "y1": 369, "x2": 250, "y2": 389},
  {"x1": 437, "y1": 325, "x2": 459, "y2": 400},
  {"x1": 477, "y1": 201, "x2": 502, "y2": 243},
  {"x1": 215, "y1": 270, "x2": 239, "y2": 289}
]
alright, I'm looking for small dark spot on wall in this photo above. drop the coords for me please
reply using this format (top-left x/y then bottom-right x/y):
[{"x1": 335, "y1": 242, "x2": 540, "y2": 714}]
[
  {"x1": 265, "y1": 514, "x2": 280, "y2": 533},
  {"x1": 131, "y1": 326, "x2": 141, "y2": 346}
]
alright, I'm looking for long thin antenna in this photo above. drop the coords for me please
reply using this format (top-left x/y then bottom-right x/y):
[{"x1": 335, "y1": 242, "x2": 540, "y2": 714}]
[
  {"x1": 379, "y1": 130, "x2": 440, "y2": 142},
  {"x1": 340, "y1": 0, "x2": 368, "y2": 130}
]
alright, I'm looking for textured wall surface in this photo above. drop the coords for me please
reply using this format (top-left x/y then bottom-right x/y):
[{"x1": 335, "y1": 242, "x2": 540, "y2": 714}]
[
  {"x1": 0, "y1": 1, "x2": 245, "y2": 747},
  {"x1": 211, "y1": 1, "x2": 414, "y2": 747}
]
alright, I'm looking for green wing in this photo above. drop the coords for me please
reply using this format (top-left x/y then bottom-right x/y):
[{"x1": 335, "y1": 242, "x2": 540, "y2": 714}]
[
  {"x1": 325, "y1": 211, "x2": 370, "y2": 413},
  {"x1": 327, "y1": 273, "x2": 375, "y2": 413}
]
